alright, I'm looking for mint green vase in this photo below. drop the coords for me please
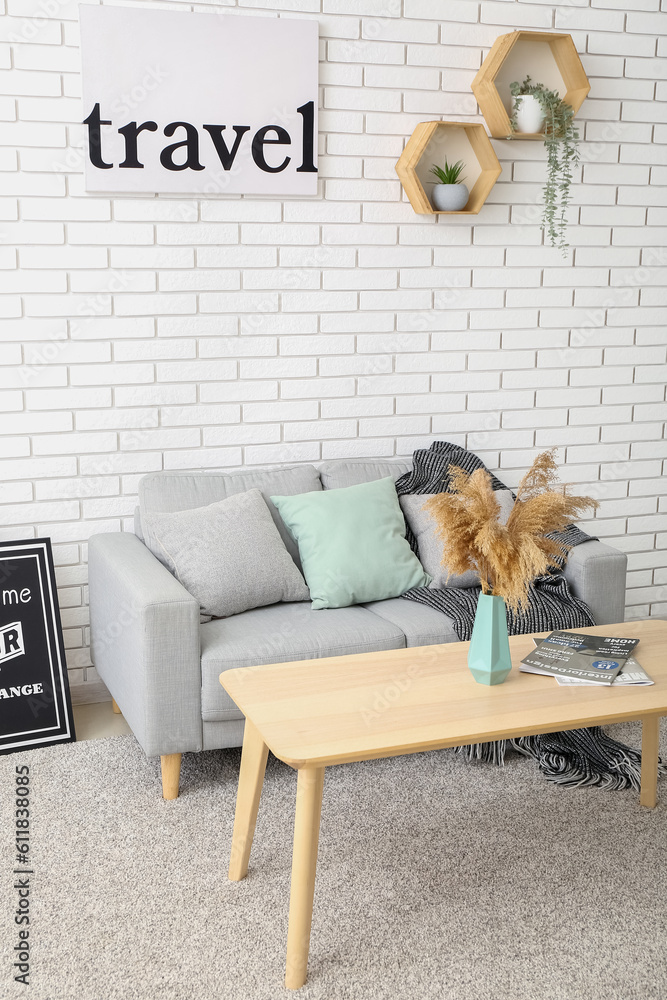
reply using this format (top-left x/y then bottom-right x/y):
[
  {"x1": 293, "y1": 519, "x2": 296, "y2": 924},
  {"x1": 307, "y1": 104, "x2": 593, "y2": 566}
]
[{"x1": 467, "y1": 593, "x2": 512, "y2": 685}]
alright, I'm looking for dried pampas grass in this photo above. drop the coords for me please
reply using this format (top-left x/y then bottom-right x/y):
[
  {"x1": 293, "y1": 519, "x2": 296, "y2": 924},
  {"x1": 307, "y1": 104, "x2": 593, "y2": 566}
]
[{"x1": 423, "y1": 450, "x2": 599, "y2": 614}]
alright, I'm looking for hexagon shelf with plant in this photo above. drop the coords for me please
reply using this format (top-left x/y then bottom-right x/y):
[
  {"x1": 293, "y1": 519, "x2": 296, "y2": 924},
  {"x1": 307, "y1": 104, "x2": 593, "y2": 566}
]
[
  {"x1": 471, "y1": 30, "x2": 590, "y2": 140},
  {"x1": 395, "y1": 121, "x2": 502, "y2": 216}
]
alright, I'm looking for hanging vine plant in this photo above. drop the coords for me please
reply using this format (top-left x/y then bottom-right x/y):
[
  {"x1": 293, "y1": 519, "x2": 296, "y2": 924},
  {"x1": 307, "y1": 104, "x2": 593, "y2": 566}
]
[{"x1": 508, "y1": 76, "x2": 580, "y2": 256}]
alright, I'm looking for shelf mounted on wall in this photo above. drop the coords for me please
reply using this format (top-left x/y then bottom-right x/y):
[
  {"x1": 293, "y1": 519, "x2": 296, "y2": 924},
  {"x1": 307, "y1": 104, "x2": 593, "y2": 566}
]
[
  {"x1": 395, "y1": 121, "x2": 502, "y2": 216},
  {"x1": 471, "y1": 30, "x2": 590, "y2": 140}
]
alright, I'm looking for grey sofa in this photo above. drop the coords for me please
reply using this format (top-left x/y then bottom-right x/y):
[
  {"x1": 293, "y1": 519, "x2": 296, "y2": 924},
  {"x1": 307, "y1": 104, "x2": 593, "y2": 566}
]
[{"x1": 88, "y1": 457, "x2": 628, "y2": 799}]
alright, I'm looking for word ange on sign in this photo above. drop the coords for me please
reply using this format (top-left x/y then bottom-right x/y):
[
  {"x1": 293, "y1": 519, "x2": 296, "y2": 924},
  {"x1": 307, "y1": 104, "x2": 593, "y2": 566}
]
[{"x1": 79, "y1": 7, "x2": 318, "y2": 196}]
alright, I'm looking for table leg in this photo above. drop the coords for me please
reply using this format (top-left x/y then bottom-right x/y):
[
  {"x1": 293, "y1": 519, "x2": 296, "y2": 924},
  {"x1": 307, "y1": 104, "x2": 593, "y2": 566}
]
[
  {"x1": 229, "y1": 719, "x2": 269, "y2": 881},
  {"x1": 640, "y1": 715, "x2": 660, "y2": 809},
  {"x1": 285, "y1": 767, "x2": 325, "y2": 990}
]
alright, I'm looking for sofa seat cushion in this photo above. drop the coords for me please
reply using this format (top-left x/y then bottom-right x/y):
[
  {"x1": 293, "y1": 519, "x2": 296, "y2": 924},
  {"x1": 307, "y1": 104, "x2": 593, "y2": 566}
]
[
  {"x1": 362, "y1": 597, "x2": 458, "y2": 647},
  {"x1": 201, "y1": 601, "x2": 406, "y2": 723}
]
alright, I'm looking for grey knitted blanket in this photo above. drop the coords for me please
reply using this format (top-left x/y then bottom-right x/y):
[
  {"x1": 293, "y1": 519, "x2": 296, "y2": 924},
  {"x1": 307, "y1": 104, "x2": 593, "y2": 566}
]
[{"x1": 397, "y1": 441, "x2": 663, "y2": 789}]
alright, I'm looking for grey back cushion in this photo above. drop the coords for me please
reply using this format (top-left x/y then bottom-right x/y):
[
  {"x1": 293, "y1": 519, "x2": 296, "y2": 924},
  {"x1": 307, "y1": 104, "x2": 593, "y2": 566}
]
[
  {"x1": 139, "y1": 464, "x2": 321, "y2": 569},
  {"x1": 319, "y1": 458, "x2": 411, "y2": 490},
  {"x1": 142, "y1": 489, "x2": 310, "y2": 619},
  {"x1": 400, "y1": 489, "x2": 515, "y2": 590}
]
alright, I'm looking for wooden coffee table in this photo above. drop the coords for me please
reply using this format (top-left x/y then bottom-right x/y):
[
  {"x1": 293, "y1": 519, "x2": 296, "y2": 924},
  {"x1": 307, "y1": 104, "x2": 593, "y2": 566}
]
[{"x1": 219, "y1": 619, "x2": 667, "y2": 990}]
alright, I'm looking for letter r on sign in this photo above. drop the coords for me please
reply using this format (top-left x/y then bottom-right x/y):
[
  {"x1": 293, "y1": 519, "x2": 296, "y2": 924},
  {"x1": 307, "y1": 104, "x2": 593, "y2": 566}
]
[{"x1": 0, "y1": 622, "x2": 25, "y2": 665}]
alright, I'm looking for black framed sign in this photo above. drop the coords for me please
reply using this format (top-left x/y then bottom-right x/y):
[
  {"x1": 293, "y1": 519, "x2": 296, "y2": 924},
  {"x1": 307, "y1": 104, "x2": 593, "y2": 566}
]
[{"x1": 0, "y1": 538, "x2": 75, "y2": 754}]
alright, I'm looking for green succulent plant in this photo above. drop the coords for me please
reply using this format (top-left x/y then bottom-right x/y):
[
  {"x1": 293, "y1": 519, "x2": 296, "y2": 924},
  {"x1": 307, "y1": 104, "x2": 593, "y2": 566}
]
[
  {"x1": 508, "y1": 75, "x2": 580, "y2": 256},
  {"x1": 430, "y1": 159, "x2": 466, "y2": 185}
]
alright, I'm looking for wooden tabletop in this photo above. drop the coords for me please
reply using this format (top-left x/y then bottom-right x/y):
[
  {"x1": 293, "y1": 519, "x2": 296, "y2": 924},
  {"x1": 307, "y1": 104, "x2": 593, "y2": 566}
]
[{"x1": 219, "y1": 619, "x2": 667, "y2": 769}]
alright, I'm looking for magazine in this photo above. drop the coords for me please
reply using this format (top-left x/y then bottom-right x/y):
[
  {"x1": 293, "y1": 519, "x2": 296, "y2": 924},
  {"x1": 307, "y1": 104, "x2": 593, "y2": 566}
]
[
  {"x1": 555, "y1": 655, "x2": 653, "y2": 687},
  {"x1": 520, "y1": 630, "x2": 640, "y2": 686}
]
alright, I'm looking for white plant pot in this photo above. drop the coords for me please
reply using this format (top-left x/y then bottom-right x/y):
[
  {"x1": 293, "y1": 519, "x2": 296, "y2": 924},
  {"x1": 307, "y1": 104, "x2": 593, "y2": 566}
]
[
  {"x1": 512, "y1": 94, "x2": 545, "y2": 134},
  {"x1": 431, "y1": 183, "x2": 469, "y2": 212}
]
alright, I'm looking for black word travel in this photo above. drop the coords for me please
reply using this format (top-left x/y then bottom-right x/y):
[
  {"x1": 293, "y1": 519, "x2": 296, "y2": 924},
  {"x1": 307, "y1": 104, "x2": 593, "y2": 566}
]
[{"x1": 82, "y1": 102, "x2": 317, "y2": 174}]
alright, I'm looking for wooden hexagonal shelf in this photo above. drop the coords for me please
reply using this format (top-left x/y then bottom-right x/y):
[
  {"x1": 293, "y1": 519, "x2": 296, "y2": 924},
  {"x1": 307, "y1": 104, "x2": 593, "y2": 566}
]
[
  {"x1": 472, "y1": 31, "x2": 590, "y2": 140},
  {"x1": 395, "y1": 121, "x2": 502, "y2": 215}
]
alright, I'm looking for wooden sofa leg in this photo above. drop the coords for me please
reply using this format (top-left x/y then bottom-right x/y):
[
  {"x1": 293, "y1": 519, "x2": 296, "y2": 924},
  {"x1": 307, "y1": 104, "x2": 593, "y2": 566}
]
[
  {"x1": 111, "y1": 698, "x2": 122, "y2": 715},
  {"x1": 161, "y1": 753, "x2": 182, "y2": 800}
]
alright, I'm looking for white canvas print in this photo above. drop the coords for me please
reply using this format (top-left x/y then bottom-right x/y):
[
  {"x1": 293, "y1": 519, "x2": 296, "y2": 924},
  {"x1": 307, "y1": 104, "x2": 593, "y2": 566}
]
[{"x1": 79, "y1": 6, "x2": 318, "y2": 195}]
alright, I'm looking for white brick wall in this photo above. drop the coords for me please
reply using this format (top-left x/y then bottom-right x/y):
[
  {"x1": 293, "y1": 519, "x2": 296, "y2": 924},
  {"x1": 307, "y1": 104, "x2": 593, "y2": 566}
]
[{"x1": 1, "y1": 0, "x2": 666, "y2": 694}]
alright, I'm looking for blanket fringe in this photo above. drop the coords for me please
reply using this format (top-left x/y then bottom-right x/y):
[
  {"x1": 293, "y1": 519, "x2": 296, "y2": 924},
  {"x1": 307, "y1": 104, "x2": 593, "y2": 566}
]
[
  {"x1": 454, "y1": 728, "x2": 666, "y2": 791},
  {"x1": 455, "y1": 740, "x2": 508, "y2": 766},
  {"x1": 510, "y1": 727, "x2": 667, "y2": 790}
]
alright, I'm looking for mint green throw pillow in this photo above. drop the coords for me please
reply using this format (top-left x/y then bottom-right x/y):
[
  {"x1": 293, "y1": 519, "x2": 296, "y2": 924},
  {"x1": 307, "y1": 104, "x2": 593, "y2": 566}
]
[{"x1": 271, "y1": 477, "x2": 430, "y2": 610}]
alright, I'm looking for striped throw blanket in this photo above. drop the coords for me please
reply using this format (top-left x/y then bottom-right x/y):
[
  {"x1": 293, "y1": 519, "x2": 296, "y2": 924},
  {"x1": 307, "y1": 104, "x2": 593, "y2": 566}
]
[{"x1": 397, "y1": 441, "x2": 662, "y2": 790}]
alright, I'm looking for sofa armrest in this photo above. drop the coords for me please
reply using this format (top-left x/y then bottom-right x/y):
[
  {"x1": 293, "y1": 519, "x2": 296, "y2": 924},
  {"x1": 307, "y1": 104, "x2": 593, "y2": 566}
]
[
  {"x1": 563, "y1": 539, "x2": 627, "y2": 626},
  {"x1": 88, "y1": 532, "x2": 202, "y2": 757}
]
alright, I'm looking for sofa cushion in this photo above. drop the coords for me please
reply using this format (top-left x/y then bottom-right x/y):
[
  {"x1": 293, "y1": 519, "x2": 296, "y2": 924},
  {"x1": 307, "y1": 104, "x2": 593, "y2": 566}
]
[
  {"x1": 362, "y1": 597, "x2": 458, "y2": 647},
  {"x1": 138, "y1": 464, "x2": 321, "y2": 569},
  {"x1": 319, "y1": 458, "x2": 410, "y2": 490},
  {"x1": 271, "y1": 477, "x2": 430, "y2": 610},
  {"x1": 400, "y1": 489, "x2": 515, "y2": 589},
  {"x1": 201, "y1": 601, "x2": 406, "y2": 722},
  {"x1": 142, "y1": 489, "x2": 310, "y2": 619}
]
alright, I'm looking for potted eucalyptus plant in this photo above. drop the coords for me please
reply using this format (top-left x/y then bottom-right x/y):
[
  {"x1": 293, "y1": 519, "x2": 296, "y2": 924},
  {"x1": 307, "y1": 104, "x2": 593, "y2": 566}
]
[
  {"x1": 508, "y1": 75, "x2": 580, "y2": 255},
  {"x1": 429, "y1": 159, "x2": 468, "y2": 212}
]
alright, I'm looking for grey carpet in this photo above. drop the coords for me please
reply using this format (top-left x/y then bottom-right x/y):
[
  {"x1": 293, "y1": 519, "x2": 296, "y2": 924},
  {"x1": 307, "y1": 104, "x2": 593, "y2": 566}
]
[{"x1": 1, "y1": 722, "x2": 666, "y2": 1000}]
